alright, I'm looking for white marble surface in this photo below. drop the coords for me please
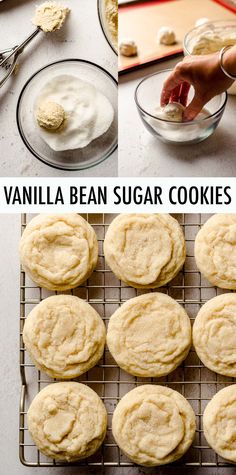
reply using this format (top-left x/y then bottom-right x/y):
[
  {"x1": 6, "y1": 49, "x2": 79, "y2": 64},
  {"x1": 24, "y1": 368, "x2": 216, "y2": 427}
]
[
  {"x1": 0, "y1": 0, "x2": 117, "y2": 177},
  {"x1": 0, "y1": 214, "x2": 235, "y2": 475},
  {"x1": 119, "y1": 58, "x2": 236, "y2": 177}
]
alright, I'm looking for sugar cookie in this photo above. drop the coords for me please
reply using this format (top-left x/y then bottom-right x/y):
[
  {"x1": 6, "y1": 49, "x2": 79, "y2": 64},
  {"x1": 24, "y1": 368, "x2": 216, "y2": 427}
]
[
  {"x1": 104, "y1": 214, "x2": 186, "y2": 288},
  {"x1": 107, "y1": 293, "x2": 191, "y2": 377},
  {"x1": 20, "y1": 214, "x2": 98, "y2": 290},
  {"x1": 23, "y1": 295, "x2": 106, "y2": 379},
  {"x1": 203, "y1": 385, "x2": 236, "y2": 462},
  {"x1": 195, "y1": 214, "x2": 236, "y2": 289},
  {"x1": 193, "y1": 293, "x2": 236, "y2": 377},
  {"x1": 27, "y1": 382, "x2": 107, "y2": 461},
  {"x1": 112, "y1": 385, "x2": 196, "y2": 466}
]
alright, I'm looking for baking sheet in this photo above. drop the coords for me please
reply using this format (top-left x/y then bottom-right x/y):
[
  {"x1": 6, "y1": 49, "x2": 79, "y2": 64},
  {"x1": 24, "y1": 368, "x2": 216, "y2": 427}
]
[
  {"x1": 19, "y1": 213, "x2": 236, "y2": 468},
  {"x1": 119, "y1": 0, "x2": 236, "y2": 73}
]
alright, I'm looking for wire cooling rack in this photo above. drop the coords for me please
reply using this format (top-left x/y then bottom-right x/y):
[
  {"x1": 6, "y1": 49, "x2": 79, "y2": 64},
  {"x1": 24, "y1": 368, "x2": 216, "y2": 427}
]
[{"x1": 19, "y1": 213, "x2": 236, "y2": 468}]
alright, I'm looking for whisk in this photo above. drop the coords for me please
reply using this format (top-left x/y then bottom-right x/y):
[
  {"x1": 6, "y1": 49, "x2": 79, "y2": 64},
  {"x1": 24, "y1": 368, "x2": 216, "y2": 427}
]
[{"x1": 0, "y1": 28, "x2": 41, "y2": 88}]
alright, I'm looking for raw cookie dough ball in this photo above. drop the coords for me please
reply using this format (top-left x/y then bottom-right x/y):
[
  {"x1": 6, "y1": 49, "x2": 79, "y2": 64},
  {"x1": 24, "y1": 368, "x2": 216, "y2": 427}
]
[
  {"x1": 195, "y1": 214, "x2": 236, "y2": 289},
  {"x1": 193, "y1": 294, "x2": 236, "y2": 377},
  {"x1": 112, "y1": 385, "x2": 196, "y2": 466},
  {"x1": 195, "y1": 17, "x2": 210, "y2": 27},
  {"x1": 203, "y1": 385, "x2": 236, "y2": 462},
  {"x1": 20, "y1": 214, "x2": 98, "y2": 291},
  {"x1": 36, "y1": 101, "x2": 65, "y2": 130},
  {"x1": 157, "y1": 26, "x2": 176, "y2": 45},
  {"x1": 107, "y1": 292, "x2": 191, "y2": 377},
  {"x1": 32, "y1": 1, "x2": 70, "y2": 33},
  {"x1": 119, "y1": 39, "x2": 138, "y2": 57},
  {"x1": 23, "y1": 295, "x2": 106, "y2": 379},
  {"x1": 155, "y1": 102, "x2": 185, "y2": 122},
  {"x1": 105, "y1": 0, "x2": 118, "y2": 50},
  {"x1": 27, "y1": 382, "x2": 107, "y2": 462},
  {"x1": 104, "y1": 214, "x2": 186, "y2": 288}
]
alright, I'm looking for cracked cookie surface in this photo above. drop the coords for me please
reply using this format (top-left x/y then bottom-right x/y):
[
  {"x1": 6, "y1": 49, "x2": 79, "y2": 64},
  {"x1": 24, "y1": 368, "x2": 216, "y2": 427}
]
[
  {"x1": 20, "y1": 214, "x2": 98, "y2": 290},
  {"x1": 27, "y1": 382, "x2": 107, "y2": 461},
  {"x1": 112, "y1": 385, "x2": 196, "y2": 466},
  {"x1": 195, "y1": 214, "x2": 236, "y2": 289},
  {"x1": 203, "y1": 385, "x2": 236, "y2": 462},
  {"x1": 193, "y1": 294, "x2": 236, "y2": 377},
  {"x1": 107, "y1": 293, "x2": 191, "y2": 377},
  {"x1": 104, "y1": 214, "x2": 186, "y2": 288},
  {"x1": 23, "y1": 295, "x2": 106, "y2": 379}
]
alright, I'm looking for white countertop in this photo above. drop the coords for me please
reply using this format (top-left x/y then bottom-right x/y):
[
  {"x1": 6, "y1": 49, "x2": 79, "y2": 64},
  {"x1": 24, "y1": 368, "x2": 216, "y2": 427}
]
[
  {"x1": 0, "y1": 0, "x2": 117, "y2": 177},
  {"x1": 119, "y1": 58, "x2": 236, "y2": 177},
  {"x1": 0, "y1": 214, "x2": 236, "y2": 475}
]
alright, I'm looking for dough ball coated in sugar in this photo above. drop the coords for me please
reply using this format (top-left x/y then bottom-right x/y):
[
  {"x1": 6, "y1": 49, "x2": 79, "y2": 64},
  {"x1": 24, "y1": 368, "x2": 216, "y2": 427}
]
[{"x1": 157, "y1": 26, "x2": 176, "y2": 45}]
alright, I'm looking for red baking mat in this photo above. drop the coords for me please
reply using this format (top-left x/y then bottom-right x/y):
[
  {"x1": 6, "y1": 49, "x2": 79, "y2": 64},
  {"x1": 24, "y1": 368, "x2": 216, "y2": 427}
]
[{"x1": 119, "y1": 0, "x2": 236, "y2": 74}]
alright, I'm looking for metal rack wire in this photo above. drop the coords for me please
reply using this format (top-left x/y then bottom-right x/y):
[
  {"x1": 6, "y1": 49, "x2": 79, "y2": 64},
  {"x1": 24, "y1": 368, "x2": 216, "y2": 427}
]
[{"x1": 19, "y1": 213, "x2": 235, "y2": 468}]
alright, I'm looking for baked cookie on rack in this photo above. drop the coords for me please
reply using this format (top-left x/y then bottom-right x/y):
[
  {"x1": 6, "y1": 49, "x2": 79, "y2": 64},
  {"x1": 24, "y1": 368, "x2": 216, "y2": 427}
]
[
  {"x1": 27, "y1": 382, "x2": 107, "y2": 462},
  {"x1": 20, "y1": 214, "x2": 98, "y2": 290},
  {"x1": 104, "y1": 214, "x2": 186, "y2": 288},
  {"x1": 112, "y1": 385, "x2": 196, "y2": 466},
  {"x1": 23, "y1": 295, "x2": 106, "y2": 379},
  {"x1": 193, "y1": 293, "x2": 236, "y2": 377},
  {"x1": 107, "y1": 293, "x2": 191, "y2": 377},
  {"x1": 203, "y1": 385, "x2": 236, "y2": 463},
  {"x1": 195, "y1": 214, "x2": 236, "y2": 289}
]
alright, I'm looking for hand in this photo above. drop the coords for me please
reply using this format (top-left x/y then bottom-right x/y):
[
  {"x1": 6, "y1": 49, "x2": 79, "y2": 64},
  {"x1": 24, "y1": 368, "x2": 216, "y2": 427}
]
[{"x1": 161, "y1": 53, "x2": 234, "y2": 121}]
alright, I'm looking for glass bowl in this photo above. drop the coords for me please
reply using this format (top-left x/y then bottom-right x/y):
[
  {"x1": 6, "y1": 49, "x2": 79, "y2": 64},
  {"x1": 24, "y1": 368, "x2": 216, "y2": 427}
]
[
  {"x1": 135, "y1": 70, "x2": 227, "y2": 145},
  {"x1": 17, "y1": 59, "x2": 118, "y2": 171},
  {"x1": 97, "y1": 0, "x2": 118, "y2": 55},
  {"x1": 184, "y1": 19, "x2": 236, "y2": 56},
  {"x1": 184, "y1": 19, "x2": 236, "y2": 95}
]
